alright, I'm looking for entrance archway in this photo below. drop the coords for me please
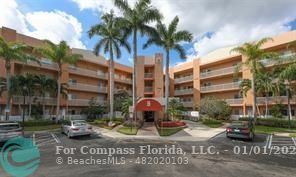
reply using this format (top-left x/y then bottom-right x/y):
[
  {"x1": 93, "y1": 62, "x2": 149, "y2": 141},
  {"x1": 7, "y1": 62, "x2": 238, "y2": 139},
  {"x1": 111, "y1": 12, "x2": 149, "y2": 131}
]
[{"x1": 136, "y1": 98, "x2": 162, "y2": 122}]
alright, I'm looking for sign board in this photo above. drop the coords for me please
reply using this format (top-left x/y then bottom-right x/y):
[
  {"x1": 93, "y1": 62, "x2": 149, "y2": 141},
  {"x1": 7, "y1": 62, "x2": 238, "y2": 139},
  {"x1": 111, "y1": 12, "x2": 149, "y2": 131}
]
[
  {"x1": 129, "y1": 106, "x2": 134, "y2": 113},
  {"x1": 5, "y1": 109, "x2": 10, "y2": 113},
  {"x1": 190, "y1": 111, "x2": 199, "y2": 117}
]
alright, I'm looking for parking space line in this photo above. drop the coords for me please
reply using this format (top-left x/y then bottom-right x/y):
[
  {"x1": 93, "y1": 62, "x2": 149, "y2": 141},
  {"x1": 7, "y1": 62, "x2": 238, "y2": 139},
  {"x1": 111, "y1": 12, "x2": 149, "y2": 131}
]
[
  {"x1": 265, "y1": 135, "x2": 270, "y2": 148},
  {"x1": 268, "y1": 135, "x2": 273, "y2": 149},
  {"x1": 51, "y1": 133, "x2": 61, "y2": 143},
  {"x1": 292, "y1": 137, "x2": 296, "y2": 146}
]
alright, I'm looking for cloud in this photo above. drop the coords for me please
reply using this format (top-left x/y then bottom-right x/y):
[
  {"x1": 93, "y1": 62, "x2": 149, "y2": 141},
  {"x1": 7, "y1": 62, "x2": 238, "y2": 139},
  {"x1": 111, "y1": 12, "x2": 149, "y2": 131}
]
[
  {"x1": 71, "y1": 0, "x2": 296, "y2": 63},
  {"x1": 0, "y1": 0, "x2": 86, "y2": 49}
]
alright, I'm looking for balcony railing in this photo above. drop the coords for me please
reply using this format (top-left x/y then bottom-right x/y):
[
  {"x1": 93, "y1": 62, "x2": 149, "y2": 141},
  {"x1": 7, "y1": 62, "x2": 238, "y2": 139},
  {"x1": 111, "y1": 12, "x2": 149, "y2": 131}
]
[
  {"x1": 261, "y1": 52, "x2": 295, "y2": 66},
  {"x1": 144, "y1": 73, "x2": 153, "y2": 78},
  {"x1": 181, "y1": 101, "x2": 193, "y2": 107},
  {"x1": 68, "y1": 66, "x2": 107, "y2": 79},
  {"x1": 68, "y1": 83, "x2": 107, "y2": 93},
  {"x1": 16, "y1": 60, "x2": 59, "y2": 70},
  {"x1": 144, "y1": 87, "x2": 153, "y2": 93},
  {"x1": 114, "y1": 77, "x2": 132, "y2": 84},
  {"x1": 12, "y1": 96, "x2": 57, "y2": 105},
  {"x1": 174, "y1": 75, "x2": 193, "y2": 84},
  {"x1": 257, "y1": 96, "x2": 296, "y2": 104},
  {"x1": 174, "y1": 88, "x2": 193, "y2": 95},
  {"x1": 225, "y1": 98, "x2": 243, "y2": 105},
  {"x1": 200, "y1": 82, "x2": 240, "y2": 92},
  {"x1": 68, "y1": 99, "x2": 107, "y2": 106},
  {"x1": 115, "y1": 89, "x2": 132, "y2": 95},
  {"x1": 200, "y1": 66, "x2": 239, "y2": 79}
]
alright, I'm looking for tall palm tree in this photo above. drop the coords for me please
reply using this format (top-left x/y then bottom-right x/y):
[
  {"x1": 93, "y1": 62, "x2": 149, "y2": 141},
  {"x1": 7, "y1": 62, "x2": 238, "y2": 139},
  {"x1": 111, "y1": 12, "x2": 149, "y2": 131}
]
[
  {"x1": 35, "y1": 40, "x2": 82, "y2": 121},
  {"x1": 143, "y1": 16, "x2": 193, "y2": 119},
  {"x1": 0, "y1": 77, "x2": 6, "y2": 117},
  {"x1": 88, "y1": 10, "x2": 131, "y2": 124},
  {"x1": 25, "y1": 73, "x2": 36, "y2": 118},
  {"x1": 34, "y1": 75, "x2": 56, "y2": 117},
  {"x1": 231, "y1": 38, "x2": 276, "y2": 123},
  {"x1": 0, "y1": 37, "x2": 37, "y2": 120},
  {"x1": 114, "y1": 0, "x2": 162, "y2": 119}
]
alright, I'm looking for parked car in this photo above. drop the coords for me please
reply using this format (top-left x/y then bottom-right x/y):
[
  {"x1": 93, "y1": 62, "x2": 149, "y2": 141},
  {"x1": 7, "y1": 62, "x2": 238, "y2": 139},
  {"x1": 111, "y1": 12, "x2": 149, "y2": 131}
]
[
  {"x1": 61, "y1": 120, "x2": 93, "y2": 138},
  {"x1": 226, "y1": 121, "x2": 254, "y2": 140},
  {"x1": 0, "y1": 121, "x2": 23, "y2": 142}
]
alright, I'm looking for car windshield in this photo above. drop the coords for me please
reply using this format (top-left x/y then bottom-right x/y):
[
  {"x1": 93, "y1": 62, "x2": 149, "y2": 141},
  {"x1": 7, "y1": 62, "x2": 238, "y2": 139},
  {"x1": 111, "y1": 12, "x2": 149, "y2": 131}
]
[
  {"x1": 73, "y1": 121, "x2": 86, "y2": 126},
  {"x1": 231, "y1": 121, "x2": 248, "y2": 128},
  {"x1": 0, "y1": 124, "x2": 20, "y2": 130}
]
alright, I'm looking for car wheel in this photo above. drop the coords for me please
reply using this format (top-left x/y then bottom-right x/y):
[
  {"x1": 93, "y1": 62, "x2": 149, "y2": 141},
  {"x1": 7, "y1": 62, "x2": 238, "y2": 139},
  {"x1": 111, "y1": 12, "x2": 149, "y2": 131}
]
[
  {"x1": 249, "y1": 133, "x2": 254, "y2": 141},
  {"x1": 67, "y1": 131, "x2": 72, "y2": 138}
]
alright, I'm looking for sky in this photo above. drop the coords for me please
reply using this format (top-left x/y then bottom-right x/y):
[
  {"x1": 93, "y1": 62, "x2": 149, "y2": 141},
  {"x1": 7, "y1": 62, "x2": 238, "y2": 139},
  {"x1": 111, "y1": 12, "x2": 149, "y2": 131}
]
[{"x1": 0, "y1": 0, "x2": 296, "y2": 67}]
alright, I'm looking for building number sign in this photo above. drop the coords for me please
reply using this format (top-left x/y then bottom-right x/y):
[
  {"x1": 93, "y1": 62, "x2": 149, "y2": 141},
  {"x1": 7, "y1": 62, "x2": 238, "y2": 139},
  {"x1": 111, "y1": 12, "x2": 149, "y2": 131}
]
[{"x1": 147, "y1": 101, "x2": 151, "y2": 107}]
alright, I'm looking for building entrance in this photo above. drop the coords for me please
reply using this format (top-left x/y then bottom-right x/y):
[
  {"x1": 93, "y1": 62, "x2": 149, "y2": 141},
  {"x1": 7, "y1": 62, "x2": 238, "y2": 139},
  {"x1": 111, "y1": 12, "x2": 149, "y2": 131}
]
[{"x1": 144, "y1": 111, "x2": 154, "y2": 122}]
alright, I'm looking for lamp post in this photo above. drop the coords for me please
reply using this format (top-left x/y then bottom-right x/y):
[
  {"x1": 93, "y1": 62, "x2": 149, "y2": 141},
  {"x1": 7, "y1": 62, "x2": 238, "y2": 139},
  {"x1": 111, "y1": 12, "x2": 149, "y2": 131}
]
[{"x1": 284, "y1": 80, "x2": 292, "y2": 130}]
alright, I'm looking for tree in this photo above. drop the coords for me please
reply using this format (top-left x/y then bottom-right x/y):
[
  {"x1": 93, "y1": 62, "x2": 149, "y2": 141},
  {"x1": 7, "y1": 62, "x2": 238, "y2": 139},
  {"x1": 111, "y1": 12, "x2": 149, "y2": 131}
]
[
  {"x1": 114, "y1": 90, "x2": 131, "y2": 111},
  {"x1": 143, "y1": 16, "x2": 193, "y2": 119},
  {"x1": 81, "y1": 97, "x2": 106, "y2": 121},
  {"x1": 231, "y1": 38, "x2": 276, "y2": 123},
  {"x1": 114, "y1": 0, "x2": 162, "y2": 119},
  {"x1": 24, "y1": 73, "x2": 36, "y2": 118},
  {"x1": 0, "y1": 37, "x2": 37, "y2": 120},
  {"x1": 198, "y1": 97, "x2": 232, "y2": 120},
  {"x1": 120, "y1": 97, "x2": 132, "y2": 119},
  {"x1": 35, "y1": 40, "x2": 82, "y2": 121},
  {"x1": 167, "y1": 98, "x2": 185, "y2": 121},
  {"x1": 34, "y1": 75, "x2": 57, "y2": 117},
  {"x1": 88, "y1": 10, "x2": 130, "y2": 124}
]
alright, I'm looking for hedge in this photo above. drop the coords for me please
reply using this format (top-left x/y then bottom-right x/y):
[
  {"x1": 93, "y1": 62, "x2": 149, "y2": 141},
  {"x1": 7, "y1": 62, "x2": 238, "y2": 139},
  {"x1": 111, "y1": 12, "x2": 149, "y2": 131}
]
[
  {"x1": 239, "y1": 117, "x2": 296, "y2": 128},
  {"x1": 20, "y1": 120, "x2": 57, "y2": 127},
  {"x1": 158, "y1": 121, "x2": 186, "y2": 128}
]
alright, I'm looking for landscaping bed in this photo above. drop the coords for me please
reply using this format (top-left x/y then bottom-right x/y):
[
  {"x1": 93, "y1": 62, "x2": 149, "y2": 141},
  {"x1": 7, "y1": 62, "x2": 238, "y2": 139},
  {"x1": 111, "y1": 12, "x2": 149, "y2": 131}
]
[
  {"x1": 157, "y1": 127, "x2": 183, "y2": 136},
  {"x1": 117, "y1": 126, "x2": 138, "y2": 135},
  {"x1": 92, "y1": 118, "x2": 124, "y2": 130},
  {"x1": 156, "y1": 121, "x2": 186, "y2": 136},
  {"x1": 255, "y1": 125, "x2": 296, "y2": 134},
  {"x1": 201, "y1": 119, "x2": 223, "y2": 128}
]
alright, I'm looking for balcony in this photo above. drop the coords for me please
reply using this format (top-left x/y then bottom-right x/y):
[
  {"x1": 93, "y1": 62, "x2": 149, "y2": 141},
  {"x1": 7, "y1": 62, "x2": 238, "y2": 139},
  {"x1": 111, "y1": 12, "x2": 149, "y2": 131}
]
[
  {"x1": 257, "y1": 96, "x2": 296, "y2": 104},
  {"x1": 68, "y1": 66, "x2": 107, "y2": 80},
  {"x1": 200, "y1": 66, "x2": 239, "y2": 79},
  {"x1": 181, "y1": 101, "x2": 193, "y2": 107},
  {"x1": 174, "y1": 88, "x2": 193, "y2": 96},
  {"x1": 225, "y1": 98, "x2": 243, "y2": 105},
  {"x1": 144, "y1": 73, "x2": 153, "y2": 79},
  {"x1": 12, "y1": 96, "x2": 57, "y2": 105},
  {"x1": 174, "y1": 75, "x2": 193, "y2": 84},
  {"x1": 68, "y1": 99, "x2": 106, "y2": 106},
  {"x1": 115, "y1": 89, "x2": 132, "y2": 95},
  {"x1": 16, "y1": 59, "x2": 59, "y2": 71},
  {"x1": 68, "y1": 83, "x2": 107, "y2": 93},
  {"x1": 200, "y1": 82, "x2": 240, "y2": 93},
  {"x1": 114, "y1": 77, "x2": 132, "y2": 84},
  {"x1": 261, "y1": 52, "x2": 295, "y2": 66}
]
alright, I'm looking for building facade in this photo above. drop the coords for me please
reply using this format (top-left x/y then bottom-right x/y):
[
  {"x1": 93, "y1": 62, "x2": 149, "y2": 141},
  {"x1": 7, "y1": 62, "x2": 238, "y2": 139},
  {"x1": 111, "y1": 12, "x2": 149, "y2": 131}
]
[{"x1": 0, "y1": 26, "x2": 295, "y2": 120}]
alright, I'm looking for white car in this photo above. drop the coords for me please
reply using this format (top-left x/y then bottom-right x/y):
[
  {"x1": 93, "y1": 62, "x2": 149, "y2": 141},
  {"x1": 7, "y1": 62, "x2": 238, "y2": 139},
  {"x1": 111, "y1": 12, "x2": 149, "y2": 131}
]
[
  {"x1": 0, "y1": 122, "x2": 23, "y2": 142},
  {"x1": 61, "y1": 120, "x2": 93, "y2": 138}
]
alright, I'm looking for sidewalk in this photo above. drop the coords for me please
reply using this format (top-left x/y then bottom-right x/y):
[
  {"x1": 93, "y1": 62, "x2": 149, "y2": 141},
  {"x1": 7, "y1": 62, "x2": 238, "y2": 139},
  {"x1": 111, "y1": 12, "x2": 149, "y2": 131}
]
[{"x1": 93, "y1": 120, "x2": 226, "y2": 142}]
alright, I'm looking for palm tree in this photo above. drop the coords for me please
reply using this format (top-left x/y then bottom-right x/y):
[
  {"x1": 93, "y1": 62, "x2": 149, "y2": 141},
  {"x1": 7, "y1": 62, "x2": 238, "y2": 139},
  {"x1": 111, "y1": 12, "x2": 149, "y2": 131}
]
[
  {"x1": 143, "y1": 16, "x2": 193, "y2": 119},
  {"x1": 114, "y1": 0, "x2": 162, "y2": 119},
  {"x1": 35, "y1": 40, "x2": 82, "y2": 121},
  {"x1": 88, "y1": 10, "x2": 131, "y2": 124},
  {"x1": 0, "y1": 37, "x2": 37, "y2": 120},
  {"x1": 0, "y1": 77, "x2": 6, "y2": 117},
  {"x1": 231, "y1": 38, "x2": 276, "y2": 123},
  {"x1": 256, "y1": 72, "x2": 278, "y2": 118},
  {"x1": 34, "y1": 75, "x2": 56, "y2": 117},
  {"x1": 25, "y1": 73, "x2": 36, "y2": 118}
]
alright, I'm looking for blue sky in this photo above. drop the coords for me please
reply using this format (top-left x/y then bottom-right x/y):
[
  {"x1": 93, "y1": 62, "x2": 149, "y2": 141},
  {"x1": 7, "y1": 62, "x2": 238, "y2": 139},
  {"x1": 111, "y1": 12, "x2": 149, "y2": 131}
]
[{"x1": 1, "y1": 0, "x2": 296, "y2": 66}]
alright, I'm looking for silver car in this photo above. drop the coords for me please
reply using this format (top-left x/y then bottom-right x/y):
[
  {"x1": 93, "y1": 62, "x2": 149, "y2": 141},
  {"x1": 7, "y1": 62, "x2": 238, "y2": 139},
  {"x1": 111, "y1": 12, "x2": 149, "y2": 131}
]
[
  {"x1": 0, "y1": 122, "x2": 23, "y2": 142},
  {"x1": 61, "y1": 120, "x2": 93, "y2": 138}
]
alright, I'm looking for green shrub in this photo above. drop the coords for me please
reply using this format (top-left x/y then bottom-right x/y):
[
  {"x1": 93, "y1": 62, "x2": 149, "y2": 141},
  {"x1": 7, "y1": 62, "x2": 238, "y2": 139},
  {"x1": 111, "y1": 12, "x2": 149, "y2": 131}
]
[
  {"x1": 239, "y1": 117, "x2": 296, "y2": 128},
  {"x1": 270, "y1": 103, "x2": 286, "y2": 118},
  {"x1": 20, "y1": 120, "x2": 56, "y2": 127},
  {"x1": 202, "y1": 118, "x2": 222, "y2": 125},
  {"x1": 198, "y1": 97, "x2": 231, "y2": 120},
  {"x1": 123, "y1": 119, "x2": 143, "y2": 128}
]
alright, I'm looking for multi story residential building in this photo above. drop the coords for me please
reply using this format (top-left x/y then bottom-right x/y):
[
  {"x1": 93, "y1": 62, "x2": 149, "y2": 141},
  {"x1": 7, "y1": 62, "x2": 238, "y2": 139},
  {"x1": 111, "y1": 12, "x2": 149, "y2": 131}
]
[{"x1": 0, "y1": 26, "x2": 295, "y2": 121}]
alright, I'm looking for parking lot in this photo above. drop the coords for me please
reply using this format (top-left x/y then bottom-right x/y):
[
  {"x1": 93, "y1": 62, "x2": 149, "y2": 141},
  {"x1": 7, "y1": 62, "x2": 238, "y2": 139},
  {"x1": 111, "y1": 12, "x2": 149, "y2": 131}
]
[{"x1": 1, "y1": 131, "x2": 295, "y2": 177}]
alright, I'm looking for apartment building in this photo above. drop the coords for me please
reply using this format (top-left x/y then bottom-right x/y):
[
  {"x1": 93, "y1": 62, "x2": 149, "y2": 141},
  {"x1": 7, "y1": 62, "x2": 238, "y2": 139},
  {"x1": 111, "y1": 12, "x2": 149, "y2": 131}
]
[
  {"x1": 0, "y1": 26, "x2": 295, "y2": 120},
  {"x1": 170, "y1": 30, "x2": 296, "y2": 118},
  {"x1": 0, "y1": 27, "x2": 132, "y2": 118}
]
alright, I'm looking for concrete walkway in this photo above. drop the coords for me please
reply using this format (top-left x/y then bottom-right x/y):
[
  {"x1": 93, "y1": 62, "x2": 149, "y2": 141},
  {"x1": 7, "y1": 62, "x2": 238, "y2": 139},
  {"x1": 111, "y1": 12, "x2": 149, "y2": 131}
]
[{"x1": 93, "y1": 120, "x2": 226, "y2": 142}]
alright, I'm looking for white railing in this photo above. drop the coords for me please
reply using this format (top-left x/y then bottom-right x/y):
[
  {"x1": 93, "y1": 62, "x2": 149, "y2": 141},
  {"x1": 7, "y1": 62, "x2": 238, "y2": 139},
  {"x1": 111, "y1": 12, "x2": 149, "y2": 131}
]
[
  {"x1": 12, "y1": 96, "x2": 57, "y2": 105},
  {"x1": 174, "y1": 88, "x2": 193, "y2": 95},
  {"x1": 114, "y1": 77, "x2": 132, "y2": 84},
  {"x1": 200, "y1": 82, "x2": 240, "y2": 92},
  {"x1": 225, "y1": 98, "x2": 243, "y2": 105},
  {"x1": 144, "y1": 73, "x2": 153, "y2": 78},
  {"x1": 200, "y1": 66, "x2": 239, "y2": 79},
  {"x1": 144, "y1": 87, "x2": 153, "y2": 92},
  {"x1": 68, "y1": 83, "x2": 107, "y2": 93},
  {"x1": 68, "y1": 99, "x2": 107, "y2": 106},
  {"x1": 261, "y1": 52, "x2": 295, "y2": 66},
  {"x1": 68, "y1": 67, "x2": 107, "y2": 79},
  {"x1": 181, "y1": 101, "x2": 193, "y2": 107},
  {"x1": 174, "y1": 75, "x2": 193, "y2": 84}
]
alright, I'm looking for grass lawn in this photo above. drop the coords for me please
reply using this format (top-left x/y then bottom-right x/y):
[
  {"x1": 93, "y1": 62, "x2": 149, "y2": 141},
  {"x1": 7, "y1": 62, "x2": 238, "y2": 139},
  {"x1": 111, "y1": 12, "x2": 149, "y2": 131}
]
[
  {"x1": 202, "y1": 119, "x2": 223, "y2": 128},
  {"x1": 24, "y1": 124, "x2": 61, "y2": 132},
  {"x1": 117, "y1": 126, "x2": 138, "y2": 135},
  {"x1": 290, "y1": 133, "x2": 296, "y2": 137},
  {"x1": 157, "y1": 127, "x2": 183, "y2": 136},
  {"x1": 255, "y1": 125, "x2": 296, "y2": 135}
]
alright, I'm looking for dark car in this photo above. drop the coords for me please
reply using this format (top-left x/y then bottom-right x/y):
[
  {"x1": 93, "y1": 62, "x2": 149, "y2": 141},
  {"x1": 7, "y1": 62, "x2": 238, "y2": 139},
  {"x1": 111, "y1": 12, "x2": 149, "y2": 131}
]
[
  {"x1": 0, "y1": 121, "x2": 23, "y2": 142},
  {"x1": 226, "y1": 121, "x2": 254, "y2": 140}
]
